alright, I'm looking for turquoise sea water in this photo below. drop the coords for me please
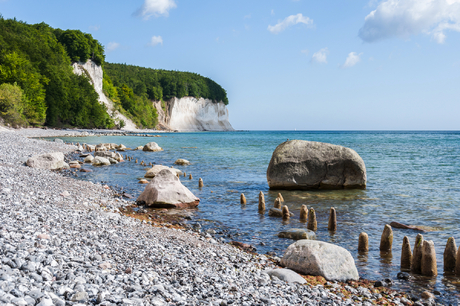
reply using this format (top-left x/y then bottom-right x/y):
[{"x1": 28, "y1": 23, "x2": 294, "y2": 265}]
[{"x1": 58, "y1": 131, "x2": 460, "y2": 302}]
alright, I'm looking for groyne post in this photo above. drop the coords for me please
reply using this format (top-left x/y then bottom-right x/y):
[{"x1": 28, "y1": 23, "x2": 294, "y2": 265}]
[
  {"x1": 379, "y1": 224, "x2": 393, "y2": 253},
  {"x1": 307, "y1": 208, "x2": 317, "y2": 231},
  {"x1": 282, "y1": 205, "x2": 290, "y2": 219},
  {"x1": 421, "y1": 240, "x2": 437, "y2": 276},
  {"x1": 278, "y1": 193, "x2": 284, "y2": 202},
  {"x1": 189, "y1": 174, "x2": 193, "y2": 180},
  {"x1": 258, "y1": 192, "x2": 265, "y2": 212},
  {"x1": 299, "y1": 205, "x2": 308, "y2": 221},
  {"x1": 401, "y1": 236, "x2": 412, "y2": 270},
  {"x1": 328, "y1": 207, "x2": 337, "y2": 231},
  {"x1": 198, "y1": 178, "x2": 204, "y2": 188},
  {"x1": 411, "y1": 234, "x2": 424, "y2": 274},
  {"x1": 274, "y1": 197, "x2": 282, "y2": 209},
  {"x1": 358, "y1": 232, "x2": 369, "y2": 252},
  {"x1": 240, "y1": 193, "x2": 247, "y2": 205},
  {"x1": 444, "y1": 237, "x2": 457, "y2": 273}
]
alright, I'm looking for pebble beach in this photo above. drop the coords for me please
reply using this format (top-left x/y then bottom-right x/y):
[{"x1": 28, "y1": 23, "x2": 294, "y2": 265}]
[{"x1": 0, "y1": 128, "x2": 429, "y2": 306}]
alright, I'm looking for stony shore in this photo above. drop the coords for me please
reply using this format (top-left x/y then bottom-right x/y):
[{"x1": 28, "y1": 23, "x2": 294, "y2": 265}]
[{"x1": 0, "y1": 128, "x2": 424, "y2": 306}]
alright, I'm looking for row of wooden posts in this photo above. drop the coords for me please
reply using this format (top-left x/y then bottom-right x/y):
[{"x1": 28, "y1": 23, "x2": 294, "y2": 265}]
[
  {"x1": 239, "y1": 192, "x2": 337, "y2": 231},
  {"x1": 360, "y1": 224, "x2": 459, "y2": 277}
]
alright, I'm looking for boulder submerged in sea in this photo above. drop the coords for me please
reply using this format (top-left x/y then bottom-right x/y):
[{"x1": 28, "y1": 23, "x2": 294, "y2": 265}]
[
  {"x1": 143, "y1": 142, "x2": 163, "y2": 152},
  {"x1": 144, "y1": 165, "x2": 182, "y2": 178},
  {"x1": 278, "y1": 228, "x2": 316, "y2": 240},
  {"x1": 26, "y1": 152, "x2": 69, "y2": 170},
  {"x1": 92, "y1": 156, "x2": 111, "y2": 166},
  {"x1": 174, "y1": 158, "x2": 191, "y2": 165},
  {"x1": 137, "y1": 169, "x2": 200, "y2": 208},
  {"x1": 281, "y1": 240, "x2": 359, "y2": 282},
  {"x1": 267, "y1": 140, "x2": 366, "y2": 190}
]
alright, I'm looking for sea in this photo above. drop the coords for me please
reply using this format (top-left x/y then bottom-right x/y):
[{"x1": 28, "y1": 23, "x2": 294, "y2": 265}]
[{"x1": 57, "y1": 130, "x2": 460, "y2": 303}]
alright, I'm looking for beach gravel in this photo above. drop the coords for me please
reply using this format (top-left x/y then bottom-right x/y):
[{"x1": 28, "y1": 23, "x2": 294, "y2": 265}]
[{"x1": 0, "y1": 128, "x2": 407, "y2": 305}]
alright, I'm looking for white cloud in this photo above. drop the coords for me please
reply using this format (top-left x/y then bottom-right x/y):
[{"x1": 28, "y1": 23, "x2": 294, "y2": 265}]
[
  {"x1": 149, "y1": 35, "x2": 163, "y2": 46},
  {"x1": 106, "y1": 42, "x2": 120, "y2": 52},
  {"x1": 312, "y1": 48, "x2": 329, "y2": 63},
  {"x1": 134, "y1": 0, "x2": 177, "y2": 19},
  {"x1": 359, "y1": 0, "x2": 460, "y2": 43},
  {"x1": 268, "y1": 13, "x2": 313, "y2": 34},
  {"x1": 342, "y1": 52, "x2": 362, "y2": 68}
]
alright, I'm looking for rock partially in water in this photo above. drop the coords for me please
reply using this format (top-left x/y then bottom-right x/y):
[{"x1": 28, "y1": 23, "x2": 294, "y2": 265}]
[
  {"x1": 143, "y1": 142, "x2": 162, "y2": 152},
  {"x1": 26, "y1": 152, "x2": 69, "y2": 170},
  {"x1": 137, "y1": 169, "x2": 199, "y2": 208},
  {"x1": 84, "y1": 155, "x2": 94, "y2": 163},
  {"x1": 175, "y1": 158, "x2": 190, "y2": 165},
  {"x1": 268, "y1": 208, "x2": 293, "y2": 218},
  {"x1": 281, "y1": 240, "x2": 359, "y2": 282},
  {"x1": 278, "y1": 228, "x2": 316, "y2": 240},
  {"x1": 92, "y1": 156, "x2": 111, "y2": 166},
  {"x1": 144, "y1": 165, "x2": 182, "y2": 178},
  {"x1": 267, "y1": 140, "x2": 366, "y2": 190}
]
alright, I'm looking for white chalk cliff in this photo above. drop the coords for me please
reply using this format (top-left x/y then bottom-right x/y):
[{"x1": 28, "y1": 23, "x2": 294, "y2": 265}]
[
  {"x1": 154, "y1": 97, "x2": 234, "y2": 131},
  {"x1": 73, "y1": 60, "x2": 233, "y2": 131},
  {"x1": 72, "y1": 60, "x2": 137, "y2": 130}
]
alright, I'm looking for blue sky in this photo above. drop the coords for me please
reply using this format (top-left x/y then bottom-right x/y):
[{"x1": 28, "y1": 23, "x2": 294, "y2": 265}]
[{"x1": 1, "y1": 0, "x2": 460, "y2": 130}]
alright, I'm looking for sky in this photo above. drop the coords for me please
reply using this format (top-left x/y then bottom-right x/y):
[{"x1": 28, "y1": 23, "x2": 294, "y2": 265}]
[{"x1": 1, "y1": 0, "x2": 460, "y2": 130}]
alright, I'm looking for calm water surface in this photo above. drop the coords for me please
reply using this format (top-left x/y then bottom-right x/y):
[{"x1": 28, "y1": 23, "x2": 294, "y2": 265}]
[{"x1": 58, "y1": 131, "x2": 460, "y2": 303}]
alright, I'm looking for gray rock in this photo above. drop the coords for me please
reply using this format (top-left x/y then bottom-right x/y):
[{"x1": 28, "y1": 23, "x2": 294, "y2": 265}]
[
  {"x1": 108, "y1": 157, "x2": 118, "y2": 164},
  {"x1": 143, "y1": 142, "x2": 163, "y2": 152},
  {"x1": 137, "y1": 169, "x2": 199, "y2": 208},
  {"x1": 265, "y1": 268, "x2": 306, "y2": 284},
  {"x1": 95, "y1": 151, "x2": 116, "y2": 159},
  {"x1": 174, "y1": 159, "x2": 190, "y2": 165},
  {"x1": 278, "y1": 228, "x2": 316, "y2": 240},
  {"x1": 92, "y1": 156, "x2": 111, "y2": 166},
  {"x1": 267, "y1": 140, "x2": 366, "y2": 190},
  {"x1": 281, "y1": 240, "x2": 359, "y2": 282},
  {"x1": 26, "y1": 152, "x2": 68, "y2": 170},
  {"x1": 144, "y1": 165, "x2": 182, "y2": 178},
  {"x1": 71, "y1": 291, "x2": 89, "y2": 303},
  {"x1": 83, "y1": 155, "x2": 94, "y2": 163}
]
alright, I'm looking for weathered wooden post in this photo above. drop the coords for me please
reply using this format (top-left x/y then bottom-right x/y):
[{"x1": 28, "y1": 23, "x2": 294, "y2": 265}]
[
  {"x1": 278, "y1": 193, "x2": 284, "y2": 202},
  {"x1": 240, "y1": 193, "x2": 247, "y2": 205},
  {"x1": 258, "y1": 192, "x2": 265, "y2": 212},
  {"x1": 274, "y1": 197, "x2": 282, "y2": 209},
  {"x1": 411, "y1": 234, "x2": 424, "y2": 274},
  {"x1": 189, "y1": 174, "x2": 193, "y2": 180},
  {"x1": 328, "y1": 207, "x2": 337, "y2": 231},
  {"x1": 379, "y1": 224, "x2": 393, "y2": 253},
  {"x1": 444, "y1": 237, "x2": 457, "y2": 273},
  {"x1": 421, "y1": 240, "x2": 437, "y2": 276},
  {"x1": 307, "y1": 208, "x2": 317, "y2": 231},
  {"x1": 198, "y1": 178, "x2": 204, "y2": 188},
  {"x1": 401, "y1": 236, "x2": 412, "y2": 270},
  {"x1": 299, "y1": 205, "x2": 308, "y2": 221},
  {"x1": 358, "y1": 232, "x2": 369, "y2": 252},
  {"x1": 282, "y1": 205, "x2": 290, "y2": 219}
]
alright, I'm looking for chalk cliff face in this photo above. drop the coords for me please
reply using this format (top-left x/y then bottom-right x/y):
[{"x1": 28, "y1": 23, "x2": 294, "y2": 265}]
[
  {"x1": 72, "y1": 60, "x2": 137, "y2": 130},
  {"x1": 155, "y1": 97, "x2": 234, "y2": 131}
]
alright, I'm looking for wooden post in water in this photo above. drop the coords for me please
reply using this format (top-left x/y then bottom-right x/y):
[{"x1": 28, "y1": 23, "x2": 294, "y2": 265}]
[
  {"x1": 328, "y1": 207, "x2": 337, "y2": 231},
  {"x1": 258, "y1": 191, "x2": 265, "y2": 212},
  {"x1": 240, "y1": 193, "x2": 247, "y2": 205},
  {"x1": 379, "y1": 224, "x2": 393, "y2": 253},
  {"x1": 455, "y1": 246, "x2": 460, "y2": 275},
  {"x1": 411, "y1": 234, "x2": 424, "y2": 274},
  {"x1": 421, "y1": 240, "x2": 437, "y2": 276},
  {"x1": 278, "y1": 193, "x2": 284, "y2": 202},
  {"x1": 189, "y1": 174, "x2": 193, "y2": 180},
  {"x1": 299, "y1": 205, "x2": 308, "y2": 221},
  {"x1": 358, "y1": 232, "x2": 369, "y2": 252},
  {"x1": 307, "y1": 208, "x2": 317, "y2": 231},
  {"x1": 282, "y1": 205, "x2": 290, "y2": 219},
  {"x1": 183, "y1": 172, "x2": 186, "y2": 177},
  {"x1": 444, "y1": 237, "x2": 457, "y2": 273},
  {"x1": 198, "y1": 178, "x2": 204, "y2": 188},
  {"x1": 135, "y1": 159, "x2": 138, "y2": 163},
  {"x1": 401, "y1": 236, "x2": 412, "y2": 270},
  {"x1": 274, "y1": 197, "x2": 282, "y2": 209}
]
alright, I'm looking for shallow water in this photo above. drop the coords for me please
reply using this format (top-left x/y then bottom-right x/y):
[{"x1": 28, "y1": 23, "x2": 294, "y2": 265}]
[{"x1": 58, "y1": 131, "x2": 460, "y2": 302}]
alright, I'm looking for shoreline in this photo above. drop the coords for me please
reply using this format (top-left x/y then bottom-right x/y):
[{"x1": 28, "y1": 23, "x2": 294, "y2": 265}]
[{"x1": 0, "y1": 128, "x2": 424, "y2": 305}]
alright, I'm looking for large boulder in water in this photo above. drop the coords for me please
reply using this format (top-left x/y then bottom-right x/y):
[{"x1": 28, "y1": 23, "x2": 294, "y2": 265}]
[
  {"x1": 26, "y1": 152, "x2": 69, "y2": 170},
  {"x1": 267, "y1": 140, "x2": 366, "y2": 190},
  {"x1": 143, "y1": 142, "x2": 163, "y2": 152},
  {"x1": 137, "y1": 169, "x2": 199, "y2": 208},
  {"x1": 281, "y1": 240, "x2": 359, "y2": 282},
  {"x1": 144, "y1": 165, "x2": 182, "y2": 178}
]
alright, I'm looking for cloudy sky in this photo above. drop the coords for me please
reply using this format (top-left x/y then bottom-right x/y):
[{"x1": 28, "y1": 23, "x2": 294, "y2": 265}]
[{"x1": 1, "y1": 0, "x2": 460, "y2": 130}]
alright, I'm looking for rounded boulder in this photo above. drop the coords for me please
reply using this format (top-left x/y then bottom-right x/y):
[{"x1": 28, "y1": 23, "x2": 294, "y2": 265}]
[{"x1": 267, "y1": 140, "x2": 366, "y2": 190}]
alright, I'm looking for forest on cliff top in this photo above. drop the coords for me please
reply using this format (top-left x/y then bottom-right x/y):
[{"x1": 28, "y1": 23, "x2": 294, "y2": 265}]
[{"x1": 0, "y1": 17, "x2": 228, "y2": 129}]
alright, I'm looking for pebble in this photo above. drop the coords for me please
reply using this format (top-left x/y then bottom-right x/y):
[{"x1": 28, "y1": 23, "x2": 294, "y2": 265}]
[{"x1": 0, "y1": 128, "x2": 407, "y2": 305}]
